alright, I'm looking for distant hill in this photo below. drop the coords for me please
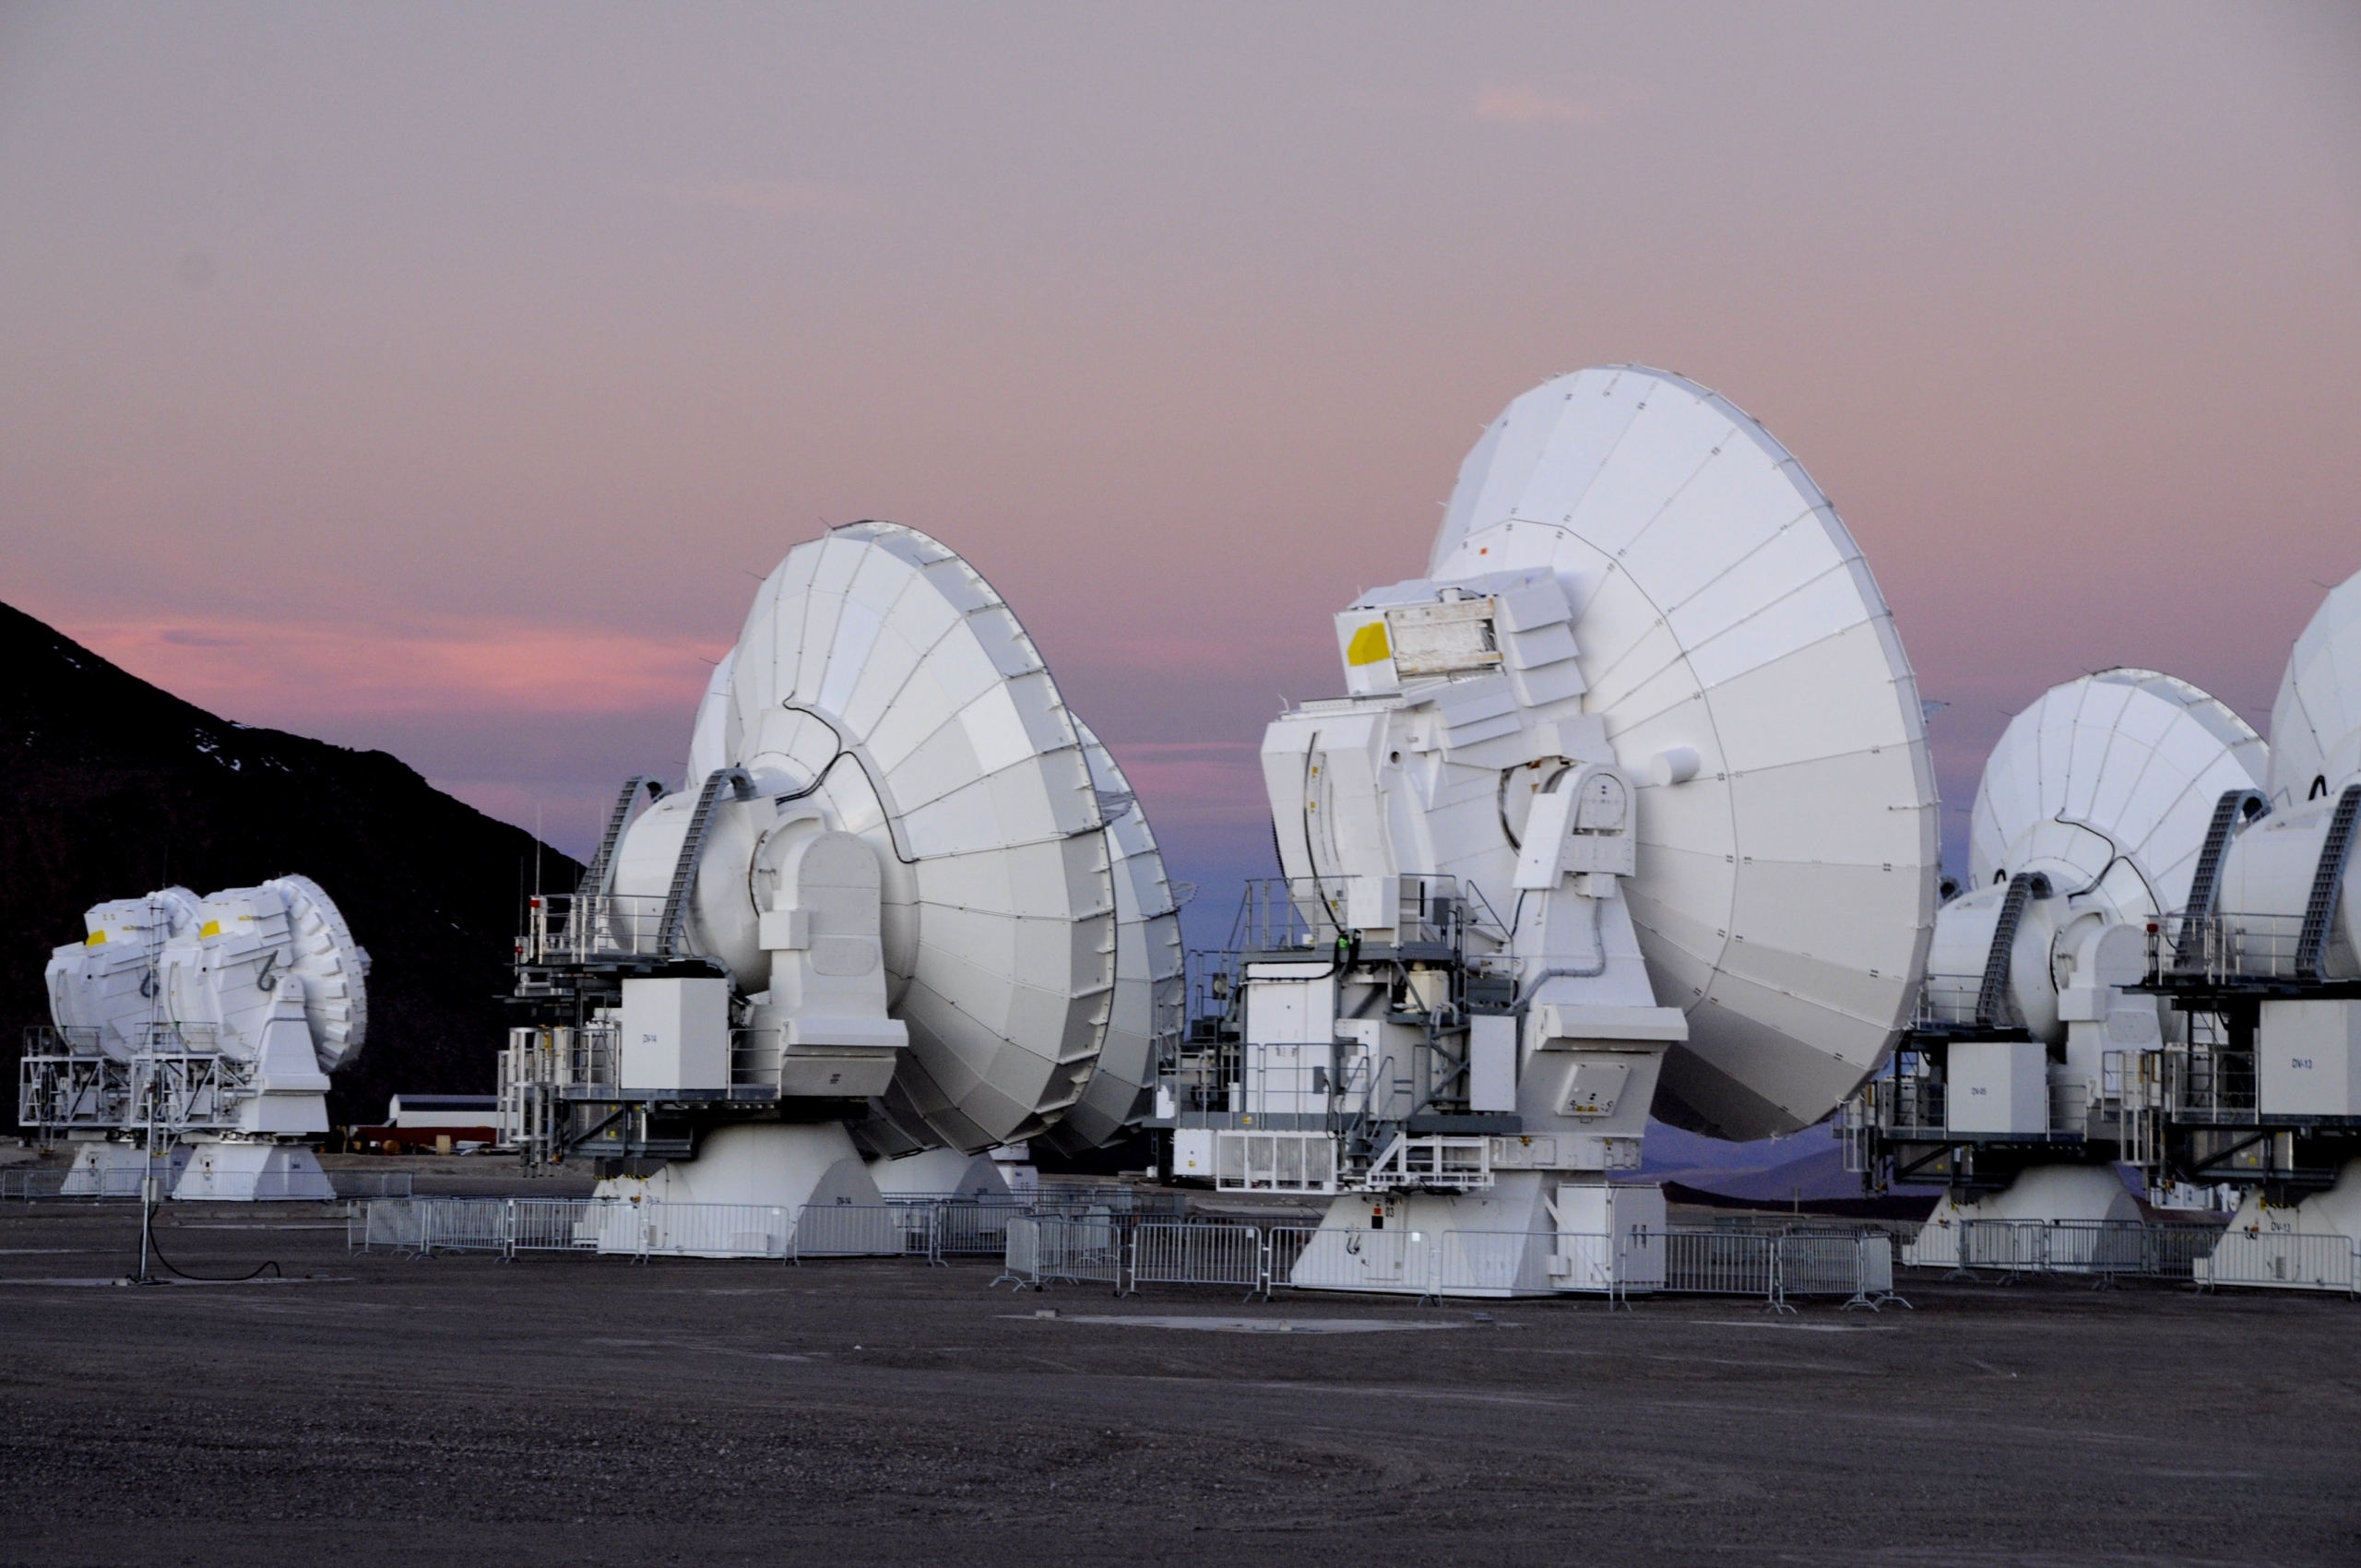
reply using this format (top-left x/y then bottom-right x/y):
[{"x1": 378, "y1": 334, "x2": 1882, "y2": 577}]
[{"x1": 0, "y1": 601, "x2": 577, "y2": 1130}]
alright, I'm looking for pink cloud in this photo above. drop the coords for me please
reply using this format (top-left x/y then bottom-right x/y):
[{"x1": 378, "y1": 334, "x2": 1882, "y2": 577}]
[{"x1": 65, "y1": 615, "x2": 727, "y2": 724}]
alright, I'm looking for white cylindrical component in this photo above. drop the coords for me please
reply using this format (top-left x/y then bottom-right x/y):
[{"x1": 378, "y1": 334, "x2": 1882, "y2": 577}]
[
  {"x1": 1647, "y1": 746, "x2": 1700, "y2": 788},
  {"x1": 2269, "y1": 567, "x2": 2361, "y2": 810},
  {"x1": 2215, "y1": 794, "x2": 2361, "y2": 979},
  {"x1": 1923, "y1": 885, "x2": 2063, "y2": 1043},
  {"x1": 608, "y1": 785, "x2": 779, "y2": 990},
  {"x1": 46, "y1": 876, "x2": 365, "y2": 1096}
]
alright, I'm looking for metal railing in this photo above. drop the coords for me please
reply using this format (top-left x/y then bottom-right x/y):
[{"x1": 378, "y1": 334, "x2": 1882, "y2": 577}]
[
  {"x1": 1905, "y1": 1218, "x2": 2228, "y2": 1282},
  {"x1": 19, "y1": 1028, "x2": 253, "y2": 1134},
  {"x1": 521, "y1": 892, "x2": 670, "y2": 964},
  {"x1": 344, "y1": 1193, "x2": 1145, "y2": 1265},
  {"x1": 330, "y1": 1170, "x2": 415, "y2": 1199},
  {"x1": 1663, "y1": 1229, "x2": 1778, "y2": 1297},
  {"x1": 1915, "y1": 973, "x2": 1991, "y2": 1028},
  {"x1": 2151, "y1": 911, "x2": 2319, "y2": 984},
  {"x1": 1129, "y1": 1221, "x2": 1265, "y2": 1291},
  {"x1": 2165, "y1": 1043, "x2": 2259, "y2": 1119},
  {"x1": 998, "y1": 1213, "x2": 1127, "y2": 1289},
  {"x1": 2, "y1": 1161, "x2": 397, "y2": 1204},
  {"x1": 996, "y1": 1219, "x2": 1902, "y2": 1310},
  {"x1": 2195, "y1": 1230, "x2": 2359, "y2": 1296}
]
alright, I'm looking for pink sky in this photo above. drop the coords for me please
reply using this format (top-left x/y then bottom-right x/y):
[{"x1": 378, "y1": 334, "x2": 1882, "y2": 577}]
[{"x1": 4, "y1": 4, "x2": 2356, "y2": 943}]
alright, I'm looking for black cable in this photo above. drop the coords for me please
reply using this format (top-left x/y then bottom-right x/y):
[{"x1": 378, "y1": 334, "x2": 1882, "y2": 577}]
[{"x1": 142, "y1": 1222, "x2": 283, "y2": 1283}]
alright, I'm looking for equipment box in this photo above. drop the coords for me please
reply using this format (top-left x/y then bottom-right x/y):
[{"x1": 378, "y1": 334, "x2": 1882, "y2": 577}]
[
  {"x1": 620, "y1": 977, "x2": 731, "y2": 1092},
  {"x1": 1946, "y1": 1039, "x2": 2047, "y2": 1134},
  {"x1": 2259, "y1": 999, "x2": 2359, "y2": 1117}
]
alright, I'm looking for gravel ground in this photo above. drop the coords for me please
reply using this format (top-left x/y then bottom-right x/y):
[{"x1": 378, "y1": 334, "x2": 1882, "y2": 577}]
[{"x1": 0, "y1": 1202, "x2": 2353, "y2": 1567}]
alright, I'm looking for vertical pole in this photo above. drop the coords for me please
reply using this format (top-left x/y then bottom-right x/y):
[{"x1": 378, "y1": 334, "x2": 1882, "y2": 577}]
[{"x1": 136, "y1": 1066, "x2": 157, "y2": 1285}]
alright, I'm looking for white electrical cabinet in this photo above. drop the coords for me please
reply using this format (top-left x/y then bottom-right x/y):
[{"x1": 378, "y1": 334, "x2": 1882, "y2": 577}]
[
  {"x1": 1468, "y1": 1015, "x2": 1518, "y2": 1112},
  {"x1": 620, "y1": 977, "x2": 731, "y2": 1092},
  {"x1": 1947, "y1": 1039, "x2": 2048, "y2": 1134},
  {"x1": 2259, "y1": 999, "x2": 2360, "y2": 1117}
]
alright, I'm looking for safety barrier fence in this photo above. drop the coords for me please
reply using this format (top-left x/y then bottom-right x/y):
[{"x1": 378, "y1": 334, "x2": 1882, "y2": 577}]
[
  {"x1": 0, "y1": 1166, "x2": 412, "y2": 1202},
  {"x1": 1910, "y1": 1219, "x2": 2234, "y2": 1283},
  {"x1": 998, "y1": 1218, "x2": 1905, "y2": 1309},
  {"x1": 1, "y1": 1168, "x2": 120, "y2": 1200},
  {"x1": 1663, "y1": 1229, "x2": 1777, "y2": 1299},
  {"x1": 2195, "y1": 1231, "x2": 2358, "y2": 1296},
  {"x1": 332, "y1": 1170, "x2": 417, "y2": 1199},
  {"x1": 345, "y1": 1194, "x2": 1137, "y2": 1265}
]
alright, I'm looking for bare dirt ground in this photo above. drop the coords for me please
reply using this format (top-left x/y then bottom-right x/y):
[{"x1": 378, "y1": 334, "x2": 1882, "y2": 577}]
[{"x1": 0, "y1": 1201, "x2": 2353, "y2": 1568}]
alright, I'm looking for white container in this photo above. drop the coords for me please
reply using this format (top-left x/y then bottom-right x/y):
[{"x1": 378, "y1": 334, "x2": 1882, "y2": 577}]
[
  {"x1": 2259, "y1": 999, "x2": 2360, "y2": 1117},
  {"x1": 1947, "y1": 1039, "x2": 2048, "y2": 1134},
  {"x1": 620, "y1": 977, "x2": 730, "y2": 1092}
]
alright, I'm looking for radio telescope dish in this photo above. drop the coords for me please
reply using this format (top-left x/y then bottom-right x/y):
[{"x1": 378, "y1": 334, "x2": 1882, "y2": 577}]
[
  {"x1": 45, "y1": 887, "x2": 199, "y2": 1062},
  {"x1": 160, "y1": 875, "x2": 371, "y2": 1072},
  {"x1": 683, "y1": 646, "x2": 736, "y2": 785},
  {"x1": 693, "y1": 520, "x2": 1115, "y2": 1153},
  {"x1": 1038, "y1": 718, "x2": 1184, "y2": 1154},
  {"x1": 1927, "y1": 670, "x2": 2267, "y2": 1033},
  {"x1": 1970, "y1": 669, "x2": 2268, "y2": 910},
  {"x1": 1430, "y1": 365, "x2": 1940, "y2": 1138},
  {"x1": 266, "y1": 873, "x2": 371, "y2": 1069},
  {"x1": 2268, "y1": 566, "x2": 2361, "y2": 809}
]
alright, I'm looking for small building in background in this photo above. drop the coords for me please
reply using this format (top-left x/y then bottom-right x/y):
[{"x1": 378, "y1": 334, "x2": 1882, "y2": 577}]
[{"x1": 347, "y1": 1094, "x2": 501, "y2": 1154}]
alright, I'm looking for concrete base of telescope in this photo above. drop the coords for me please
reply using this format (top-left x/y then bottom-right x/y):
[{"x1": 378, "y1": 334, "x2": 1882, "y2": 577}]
[
  {"x1": 1903, "y1": 1164, "x2": 2136, "y2": 1268},
  {"x1": 1289, "y1": 1172, "x2": 1665, "y2": 1300},
  {"x1": 594, "y1": 1123, "x2": 890, "y2": 1258},
  {"x1": 867, "y1": 1146, "x2": 1013, "y2": 1201},
  {"x1": 172, "y1": 1138, "x2": 336, "y2": 1202},
  {"x1": 2201, "y1": 1158, "x2": 2361, "y2": 1292},
  {"x1": 61, "y1": 1138, "x2": 190, "y2": 1197}
]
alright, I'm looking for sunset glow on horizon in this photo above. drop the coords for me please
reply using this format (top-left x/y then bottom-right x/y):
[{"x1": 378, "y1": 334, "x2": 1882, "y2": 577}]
[{"x1": 5, "y1": 4, "x2": 2356, "y2": 944}]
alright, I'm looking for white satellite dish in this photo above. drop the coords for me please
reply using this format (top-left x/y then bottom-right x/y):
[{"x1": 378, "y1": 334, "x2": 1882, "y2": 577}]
[
  {"x1": 1972, "y1": 669, "x2": 2270, "y2": 909},
  {"x1": 664, "y1": 642, "x2": 1177, "y2": 1168},
  {"x1": 1929, "y1": 669, "x2": 2266, "y2": 1039},
  {"x1": 44, "y1": 887, "x2": 200, "y2": 1062},
  {"x1": 2268, "y1": 566, "x2": 2361, "y2": 809},
  {"x1": 1429, "y1": 365, "x2": 1940, "y2": 1138},
  {"x1": 606, "y1": 520, "x2": 1118, "y2": 1155},
  {"x1": 1883, "y1": 670, "x2": 2266, "y2": 1253},
  {"x1": 33, "y1": 873, "x2": 370, "y2": 1201},
  {"x1": 1039, "y1": 717, "x2": 1184, "y2": 1155}
]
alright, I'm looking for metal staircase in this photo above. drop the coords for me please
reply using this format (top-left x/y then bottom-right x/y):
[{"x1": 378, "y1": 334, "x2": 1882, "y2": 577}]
[
  {"x1": 2294, "y1": 783, "x2": 2361, "y2": 981},
  {"x1": 1975, "y1": 871, "x2": 2052, "y2": 1028},
  {"x1": 577, "y1": 776, "x2": 663, "y2": 897},
  {"x1": 658, "y1": 767, "x2": 756, "y2": 961},
  {"x1": 2174, "y1": 788, "x2": 2268, "y2": 969}
]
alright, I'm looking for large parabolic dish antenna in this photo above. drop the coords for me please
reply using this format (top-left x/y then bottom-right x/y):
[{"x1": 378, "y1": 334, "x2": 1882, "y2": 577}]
[
  {"x1": 1926, "y1": 669, "x2": 2267, "y2": 1030},
  {"x1": 2268, "y1": 566, "x2": 2361, "y2": 809},
  {"x1": 1970, "y1": 669, "x2": 2269, "y2": 909},
  {"x1": 704, "y1": 521, "x2": 1118, "y2": 1153},
  {"x1": 1429, "y1": 366, "x2": 1941, "y2": 1138}
]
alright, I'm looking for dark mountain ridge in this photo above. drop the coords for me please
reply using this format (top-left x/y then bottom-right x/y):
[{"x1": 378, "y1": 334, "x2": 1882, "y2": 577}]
[{"x1": 1, "y1": 600, "x2": 577, "y2": 1129}]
